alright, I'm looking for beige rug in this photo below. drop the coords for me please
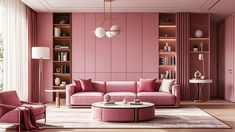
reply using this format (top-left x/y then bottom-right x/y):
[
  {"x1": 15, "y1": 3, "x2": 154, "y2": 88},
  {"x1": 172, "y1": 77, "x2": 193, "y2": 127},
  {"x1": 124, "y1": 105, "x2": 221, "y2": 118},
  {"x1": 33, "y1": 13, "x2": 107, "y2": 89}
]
[{"x1": 38, "y1": 106, "x2": 230, "y2": 129}]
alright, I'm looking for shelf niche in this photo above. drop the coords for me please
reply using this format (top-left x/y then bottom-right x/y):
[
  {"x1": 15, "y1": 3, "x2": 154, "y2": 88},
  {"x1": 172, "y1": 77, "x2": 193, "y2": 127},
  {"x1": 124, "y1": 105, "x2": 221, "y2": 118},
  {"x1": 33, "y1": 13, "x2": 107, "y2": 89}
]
[{"x1": 158, "y1": 13, "x2": 177, "y2": 80}]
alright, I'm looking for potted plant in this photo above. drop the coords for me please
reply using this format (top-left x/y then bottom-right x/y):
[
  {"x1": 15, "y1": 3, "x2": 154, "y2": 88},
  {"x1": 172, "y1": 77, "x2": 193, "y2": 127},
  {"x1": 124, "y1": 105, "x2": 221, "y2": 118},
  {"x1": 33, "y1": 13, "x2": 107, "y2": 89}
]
[{"x1": 193, "y1": 44, "x2": 199, "y2": 51}]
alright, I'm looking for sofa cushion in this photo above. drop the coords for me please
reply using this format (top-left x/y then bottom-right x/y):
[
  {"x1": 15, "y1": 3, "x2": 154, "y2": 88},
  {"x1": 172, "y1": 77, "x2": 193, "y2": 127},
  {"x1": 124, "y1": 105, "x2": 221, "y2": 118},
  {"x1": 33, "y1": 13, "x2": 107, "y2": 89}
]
[
  {"x1": 106, "y1": 81, "x2": 137, "y2": 93},
  {"x1": 72, "y1": 80, "x2": 82, "y2": 92},
  {"x1": 138, "y1": 78, "x2": 156, "y2": 92},
  {"x1": 71, "y1": 92, "x2": 104, "y2": 105},
  {"x1": 159, "y1": 79, "x2": 175, "y2": 93},
  {"x1": 137, "y1": 92, "x2": 175, "y2": 105},
  {"x1": 154, "y1": 82, "x2": 162, "y2": 92},
  {"x1": 107, "y1": 92, "x2": 136, "y2": 102},
  {"x1": 92, "y1": 81, "x2": 106, "y2": 93},
  {"x1": 80, "y1": 79, "x2": 95, "y2": 92}
]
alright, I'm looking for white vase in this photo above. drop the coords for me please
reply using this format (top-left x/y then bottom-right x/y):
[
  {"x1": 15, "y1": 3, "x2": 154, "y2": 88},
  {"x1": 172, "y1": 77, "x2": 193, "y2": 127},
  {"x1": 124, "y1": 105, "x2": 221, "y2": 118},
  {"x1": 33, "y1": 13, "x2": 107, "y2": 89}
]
[
  {"x1": 194, "y1": 30, "x2": 203, "y2": 38},
  {"x1": 55, "y1": 77, "x2": 61, "y2": 86},
  {"x1": 54, "y1": 27, "x2": 61, "y2": 37}
]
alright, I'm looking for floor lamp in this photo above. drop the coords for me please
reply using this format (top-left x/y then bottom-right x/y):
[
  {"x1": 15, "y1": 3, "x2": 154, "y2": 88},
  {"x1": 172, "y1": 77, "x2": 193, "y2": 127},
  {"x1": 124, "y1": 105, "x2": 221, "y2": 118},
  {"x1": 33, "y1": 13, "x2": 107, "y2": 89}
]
[{"x1": 32, "y1": 47, "x2": 50, "y2": 103}]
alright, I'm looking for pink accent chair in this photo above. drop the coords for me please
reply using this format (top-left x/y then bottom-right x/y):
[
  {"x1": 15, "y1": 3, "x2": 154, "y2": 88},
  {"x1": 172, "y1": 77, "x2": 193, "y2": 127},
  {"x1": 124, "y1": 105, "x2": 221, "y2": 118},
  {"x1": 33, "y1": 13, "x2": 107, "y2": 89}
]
[{"x1": 0, "y1": 91, "x2": 46, "y2": 129}]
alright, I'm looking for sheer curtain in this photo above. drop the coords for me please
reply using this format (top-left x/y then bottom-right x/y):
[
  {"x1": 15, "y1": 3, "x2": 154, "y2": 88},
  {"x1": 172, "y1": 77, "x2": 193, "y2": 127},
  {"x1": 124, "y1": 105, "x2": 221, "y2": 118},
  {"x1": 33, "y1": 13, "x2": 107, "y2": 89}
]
[{"x1": 0, "y1": 0, "x2": 28, "y2": 101}]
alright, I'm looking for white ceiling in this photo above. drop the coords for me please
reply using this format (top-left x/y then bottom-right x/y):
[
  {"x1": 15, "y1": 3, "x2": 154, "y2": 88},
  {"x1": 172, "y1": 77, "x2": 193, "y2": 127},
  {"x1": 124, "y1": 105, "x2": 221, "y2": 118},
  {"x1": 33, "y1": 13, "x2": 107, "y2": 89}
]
[{"x1": 21, "y1": 0, "x2": 235, "y2": 22}]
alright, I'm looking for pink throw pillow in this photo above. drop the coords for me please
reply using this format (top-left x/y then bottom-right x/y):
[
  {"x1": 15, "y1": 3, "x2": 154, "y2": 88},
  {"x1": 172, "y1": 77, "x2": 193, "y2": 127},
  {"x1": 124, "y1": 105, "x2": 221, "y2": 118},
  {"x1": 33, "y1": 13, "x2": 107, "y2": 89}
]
[
  {"x1": 79, "y1": 79, "x2": 94, "y2": 92},
  {"x1": 72, "y1": 80, "x2": 82, "y2": 92},
  {"x1": 138, "y1": 78, "x2": 157, "y2": 92}
]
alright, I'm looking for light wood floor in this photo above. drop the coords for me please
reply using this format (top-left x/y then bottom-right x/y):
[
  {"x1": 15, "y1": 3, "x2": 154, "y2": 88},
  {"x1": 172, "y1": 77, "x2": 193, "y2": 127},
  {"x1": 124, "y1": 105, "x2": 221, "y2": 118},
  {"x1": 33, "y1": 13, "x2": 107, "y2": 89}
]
[{"x1": 45, "y1": 100, "x2": 235, "y2": 132}]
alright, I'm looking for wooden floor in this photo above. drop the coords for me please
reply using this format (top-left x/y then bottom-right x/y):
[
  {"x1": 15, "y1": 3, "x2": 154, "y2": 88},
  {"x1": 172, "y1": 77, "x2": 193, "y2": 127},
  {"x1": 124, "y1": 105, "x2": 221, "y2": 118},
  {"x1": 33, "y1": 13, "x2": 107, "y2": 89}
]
[{"x1": 45, "y1": 100, "x2": 235, "y2": 132}]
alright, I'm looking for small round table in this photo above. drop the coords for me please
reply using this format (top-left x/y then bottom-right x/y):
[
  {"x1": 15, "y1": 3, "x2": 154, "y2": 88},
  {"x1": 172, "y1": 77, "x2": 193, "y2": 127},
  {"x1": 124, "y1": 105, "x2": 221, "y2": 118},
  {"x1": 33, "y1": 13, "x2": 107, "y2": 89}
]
[
  {"x1": 45, "y1": 89, "x2": 66, "y2": 107},
  {"x1": 92, "y1": 102, "x2": 155, "y2": 122},
  {"x1": 189, "y1": 79, "x2": 212, "y2": 102}
]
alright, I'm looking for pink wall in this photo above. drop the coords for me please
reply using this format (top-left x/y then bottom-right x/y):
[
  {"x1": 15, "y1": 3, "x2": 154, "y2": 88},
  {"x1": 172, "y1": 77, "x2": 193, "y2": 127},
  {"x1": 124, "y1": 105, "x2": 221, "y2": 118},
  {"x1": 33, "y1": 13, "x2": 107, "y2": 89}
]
[
  {"x1": 72, "y1": 13, "x2": 158, "y2": 81},
  {"x1": 37, "y1": 13, "x2": 53, "y2": 103}
]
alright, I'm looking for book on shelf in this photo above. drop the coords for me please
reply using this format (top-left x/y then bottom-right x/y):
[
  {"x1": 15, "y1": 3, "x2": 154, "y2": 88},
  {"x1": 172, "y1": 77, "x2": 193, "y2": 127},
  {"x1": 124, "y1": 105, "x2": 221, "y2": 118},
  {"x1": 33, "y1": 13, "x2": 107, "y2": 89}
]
[
  {"x1": 159, "y1": 56, "x2": 176, "y2": 65},
  {"x1": 162, "y1": 70, "x2": 176, "y2": 79},
  {"x1": 55, "y1": 45, "x2": 69, "y2": 49}
]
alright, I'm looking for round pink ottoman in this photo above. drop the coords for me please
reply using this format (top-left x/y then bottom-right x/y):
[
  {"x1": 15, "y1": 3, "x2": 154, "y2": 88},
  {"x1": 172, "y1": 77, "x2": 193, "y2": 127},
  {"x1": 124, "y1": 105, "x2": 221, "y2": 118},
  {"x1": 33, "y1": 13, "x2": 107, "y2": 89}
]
[{"x1": 91, "y1": 102, "x2": 155, "y2": 122}]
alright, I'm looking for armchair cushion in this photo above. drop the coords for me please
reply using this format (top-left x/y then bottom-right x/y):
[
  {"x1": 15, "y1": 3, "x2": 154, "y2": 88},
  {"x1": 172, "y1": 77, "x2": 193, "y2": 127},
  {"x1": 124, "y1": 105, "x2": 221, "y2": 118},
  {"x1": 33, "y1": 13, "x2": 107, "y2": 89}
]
[{"x1": 0, "y1": 91, "x2": 21, "y2": 118}]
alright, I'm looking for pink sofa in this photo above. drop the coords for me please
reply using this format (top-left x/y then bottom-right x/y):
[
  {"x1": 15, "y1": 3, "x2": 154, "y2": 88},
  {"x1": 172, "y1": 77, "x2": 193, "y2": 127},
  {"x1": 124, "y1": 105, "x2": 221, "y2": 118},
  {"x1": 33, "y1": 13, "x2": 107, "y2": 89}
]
[{"x1": 66, "y1": 81, "x2": 180, "y2": 107}]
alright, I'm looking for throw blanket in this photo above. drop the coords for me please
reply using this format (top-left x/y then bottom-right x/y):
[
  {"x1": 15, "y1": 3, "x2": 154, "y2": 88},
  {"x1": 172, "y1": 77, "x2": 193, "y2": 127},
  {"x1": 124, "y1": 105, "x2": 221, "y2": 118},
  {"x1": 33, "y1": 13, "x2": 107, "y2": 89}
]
[{"x1": 16, "y1": 106, "x2": 39, "y2": 131}]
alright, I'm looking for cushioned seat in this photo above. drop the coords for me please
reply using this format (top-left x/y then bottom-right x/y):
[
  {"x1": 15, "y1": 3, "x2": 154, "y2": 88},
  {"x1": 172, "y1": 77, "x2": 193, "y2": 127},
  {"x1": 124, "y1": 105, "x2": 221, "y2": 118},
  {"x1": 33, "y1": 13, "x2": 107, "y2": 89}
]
[
  {"x1": 137, "y1": 92, "x2": 175, "y2": 105},
  {"x1": 22, "y1": 104, "x2": 45, "y2": 115},
  {"x1": 107, "y1": 92, "x2": 136, "y2": 102},
  {"x1": 71, "y1": 92, "x2": 104, "y2": 105}
]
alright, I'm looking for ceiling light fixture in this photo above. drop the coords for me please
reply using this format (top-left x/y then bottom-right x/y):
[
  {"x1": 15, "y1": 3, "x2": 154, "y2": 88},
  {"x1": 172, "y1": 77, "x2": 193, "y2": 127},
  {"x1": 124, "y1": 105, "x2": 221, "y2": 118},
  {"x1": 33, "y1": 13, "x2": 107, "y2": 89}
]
[{"x1": 94, "y1": 0, "x2": 120, "y2": 38}]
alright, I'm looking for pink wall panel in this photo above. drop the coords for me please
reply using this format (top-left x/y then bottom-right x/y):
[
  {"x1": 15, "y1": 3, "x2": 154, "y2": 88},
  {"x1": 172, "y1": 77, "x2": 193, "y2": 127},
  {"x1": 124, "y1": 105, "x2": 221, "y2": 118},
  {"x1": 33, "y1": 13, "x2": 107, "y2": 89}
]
[
  {"x1": 37, "y1": 13, "x2": 53, "y2": 103},
  {"x1": 126, "y1": 13, "x2": 143, "y2": 72},
  {"x1": 143, "y1": 13, "x2": 158, "y2": 72},
  {"x1": 85, "y1": 13, "x2": 96, "y2": 72},
  {"x1": 85, "y1": 73, "x2": 96, "y2": 80},
  {"x1": 95, "y1": 13, "x2": 111, "y2": 72},
  {"x1": 142, "y1": 73, "x2": 158, "y2": 79},
  {"x1": 127, "y1": 73, "x2": 142, "y2": 81},
  {"x1": 111, "y1": 13, "x2": 127, "y2": 72},
  {"x1": 70, "y1": 13, "x2": 159, "y2": 81},
  {"x1": 96, "y1": 73, "x2": 111, "y2": 81},
  {"x1": 72, "y1": 73, "x2": 85, "y2": 79},
  {"x1": 111, "y1": 73, "x2": 127, "y2": 81},
  {"x1": 72, "y1": 13, "x2": 85, "y2": 73}
]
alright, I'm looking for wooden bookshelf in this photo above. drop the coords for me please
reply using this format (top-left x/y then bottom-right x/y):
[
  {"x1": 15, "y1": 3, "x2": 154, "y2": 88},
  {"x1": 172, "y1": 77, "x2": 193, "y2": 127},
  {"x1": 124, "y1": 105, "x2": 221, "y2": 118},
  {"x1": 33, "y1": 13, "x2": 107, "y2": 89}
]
[
  {"x1": 53, "y1": 13, "x2": 72, "y2": 100},
  {"x1": 158, "y1": 13, "x2": 177, "y2": 80}
]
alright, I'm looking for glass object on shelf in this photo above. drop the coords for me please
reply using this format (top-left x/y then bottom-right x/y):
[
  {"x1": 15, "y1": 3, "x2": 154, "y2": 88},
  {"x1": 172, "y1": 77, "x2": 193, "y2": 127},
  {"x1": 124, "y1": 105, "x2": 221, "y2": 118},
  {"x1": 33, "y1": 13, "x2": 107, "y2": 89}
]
[{"x1": 55, "y1": 77, "x2": 61, "y2": 86}]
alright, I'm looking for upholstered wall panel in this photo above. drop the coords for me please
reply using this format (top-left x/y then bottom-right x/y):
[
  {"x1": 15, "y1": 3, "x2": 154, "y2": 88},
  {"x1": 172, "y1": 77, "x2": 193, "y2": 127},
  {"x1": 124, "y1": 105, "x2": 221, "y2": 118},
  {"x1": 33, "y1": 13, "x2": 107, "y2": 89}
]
[
  {"x1": 72, "y1": 13, "x2": 85, "y2": 73},
  {"x1": 176, "y1": 13, "x2": 190, "y2": 100},
  {"x1": 71, "y1": 13, "x2": 159, "y2": 81}
]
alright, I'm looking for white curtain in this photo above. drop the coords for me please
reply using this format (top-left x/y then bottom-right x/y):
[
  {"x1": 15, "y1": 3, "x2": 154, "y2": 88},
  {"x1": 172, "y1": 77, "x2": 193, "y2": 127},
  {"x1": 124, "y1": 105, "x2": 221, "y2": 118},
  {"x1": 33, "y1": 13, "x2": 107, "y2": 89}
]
[{"x1": 0, "y1": 0, "x2": 28, "y2": 101}]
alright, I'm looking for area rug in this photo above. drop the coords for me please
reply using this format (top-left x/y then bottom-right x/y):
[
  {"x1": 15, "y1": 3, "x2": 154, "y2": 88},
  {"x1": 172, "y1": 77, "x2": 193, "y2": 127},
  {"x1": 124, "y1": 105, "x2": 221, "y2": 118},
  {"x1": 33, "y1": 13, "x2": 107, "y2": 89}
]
[{"x1": 38, "y1": 106, "x2": 230, "y2": 129}]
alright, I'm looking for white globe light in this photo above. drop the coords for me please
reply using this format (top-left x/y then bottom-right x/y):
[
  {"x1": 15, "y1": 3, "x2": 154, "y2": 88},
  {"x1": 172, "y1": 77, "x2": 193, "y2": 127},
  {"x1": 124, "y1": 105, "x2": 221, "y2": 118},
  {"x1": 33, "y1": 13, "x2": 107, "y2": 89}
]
[
  {"x1": 110, "y1": 25, "x2": 120, "y2": 36},
  {"x1": 95, "y1": 27, "x2": 105, "y2": 38},
  {"x1": 106, "y1": 31, "x2": 113, "y2": 38}
]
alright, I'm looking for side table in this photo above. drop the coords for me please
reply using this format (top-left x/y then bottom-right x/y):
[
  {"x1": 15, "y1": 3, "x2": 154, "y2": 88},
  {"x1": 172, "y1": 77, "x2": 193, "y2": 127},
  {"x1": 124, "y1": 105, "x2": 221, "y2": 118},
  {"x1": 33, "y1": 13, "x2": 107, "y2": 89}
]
[
  {"x1": 189, "y1": 79, "x2": 212, "y2": 102},
  {"x1": 45, "y1": 89, "x2": 66, "y2": 107}
]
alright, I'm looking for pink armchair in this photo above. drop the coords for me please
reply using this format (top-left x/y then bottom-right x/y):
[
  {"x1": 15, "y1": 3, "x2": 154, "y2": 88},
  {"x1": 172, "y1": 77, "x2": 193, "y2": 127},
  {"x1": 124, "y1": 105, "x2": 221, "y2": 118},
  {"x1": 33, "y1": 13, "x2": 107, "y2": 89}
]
[{"x1": 0, "y1": 91, "x2": 46, "y2": 130}]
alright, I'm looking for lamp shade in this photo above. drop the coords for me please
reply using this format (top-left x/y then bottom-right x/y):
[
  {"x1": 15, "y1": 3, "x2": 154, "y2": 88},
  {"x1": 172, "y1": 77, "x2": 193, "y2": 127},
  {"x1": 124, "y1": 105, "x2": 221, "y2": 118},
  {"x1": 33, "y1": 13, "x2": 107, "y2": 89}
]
[
  {"x1": 110, "y1": 25, "x2": 120, "y2": 36},
  {"x1": 95, "y1": 27, "x2": 105, "y2": 38},
  {"x1": 32, "y1": 47, "x2": 50, "y2": 59}
]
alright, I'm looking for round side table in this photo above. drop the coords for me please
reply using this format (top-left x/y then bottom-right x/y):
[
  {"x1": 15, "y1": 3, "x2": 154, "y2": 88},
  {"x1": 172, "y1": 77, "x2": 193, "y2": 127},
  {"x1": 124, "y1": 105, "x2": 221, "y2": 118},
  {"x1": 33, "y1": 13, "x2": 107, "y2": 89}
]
[
  {"x1": 45, "y1": 89, "x2": 66, "y2": 107},
  {"x1": 189, "y1": 79, "x2": 212, "y2": 102}
]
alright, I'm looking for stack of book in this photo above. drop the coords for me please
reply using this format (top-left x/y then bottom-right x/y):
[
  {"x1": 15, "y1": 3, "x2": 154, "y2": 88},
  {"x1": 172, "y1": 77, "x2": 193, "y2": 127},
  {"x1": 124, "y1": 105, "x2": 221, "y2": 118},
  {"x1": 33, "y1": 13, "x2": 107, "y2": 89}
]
[{"x1": 159, "y1": 56, "x2": 176, "y2": 65}]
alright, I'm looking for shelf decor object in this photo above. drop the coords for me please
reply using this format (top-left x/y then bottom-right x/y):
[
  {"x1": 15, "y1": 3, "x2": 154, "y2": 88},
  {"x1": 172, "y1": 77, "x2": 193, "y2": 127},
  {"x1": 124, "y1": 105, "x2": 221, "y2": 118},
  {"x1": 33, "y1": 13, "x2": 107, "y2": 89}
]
[
  {"x1": 32, "y1": 47, "x2": 50, "y2": 103},
  {"x1": 94, "y1": 0, "x2": 120, "y2": 38},
  {"x1": 199, "y1": 53, "x2": 205, "y2": 79}
]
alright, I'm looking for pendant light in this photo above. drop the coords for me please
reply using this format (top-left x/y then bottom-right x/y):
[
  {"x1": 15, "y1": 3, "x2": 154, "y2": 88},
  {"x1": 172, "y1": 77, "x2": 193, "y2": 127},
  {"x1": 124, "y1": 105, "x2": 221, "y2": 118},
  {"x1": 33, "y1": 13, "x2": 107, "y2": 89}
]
[{"x1": 94, "y1": 0, "x2": 120, "y2": 38}]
